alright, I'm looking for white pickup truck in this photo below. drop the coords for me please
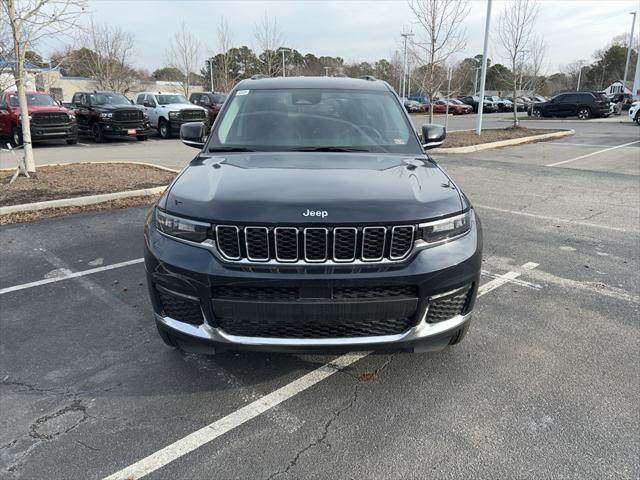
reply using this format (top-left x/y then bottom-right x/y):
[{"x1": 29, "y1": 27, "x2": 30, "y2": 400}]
[{"x1": 135, "y1": 92, "x2": 207, "y2": 139}]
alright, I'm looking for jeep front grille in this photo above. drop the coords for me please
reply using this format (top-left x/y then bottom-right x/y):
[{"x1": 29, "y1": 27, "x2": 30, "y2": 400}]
[{"x1": 214, "y1": 225, "x2": 415, "y2": 264}]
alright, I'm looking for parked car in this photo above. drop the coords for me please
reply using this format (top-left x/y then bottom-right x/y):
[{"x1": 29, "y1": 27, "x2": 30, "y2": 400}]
[
  {"x1": 407, "y1": 95, "x2": 430, "y2": 112},
  {"x1": 402, "y1": 98, "x2": 423, "y2": 113},
  {"x1": 503, "y1": 97, "x2": 527, "y2": 112},
  {"x1": 70, "y1": 91, "x2": 151, "y2": 142},
  {"x1": 487, "y1": 96, "x2": 514, "y2": 112},
  {"x1": 629, "y1": 100, "x2": 640, "y2": 125},
  {"x1": 189, "y1": 91, "x2": 227, "y2": 124},
  {"x1": 529, "y1": 91, "x2": 610, "y2": 120},
  {"x1": 0, "y1": 90, "x2": 77, "y2": 146},
  {"x1": 135, "y1": 92, "x2": 208, "y2": 139},
  {"x1": 432, "y1": 99, "x2": 471, "y2": 115},
  {"x1": 458, "y1": 96, "x2": 498, "y2": 113},
  {"x1": 146, "y1": 76, "x2": 482, "y2": 355}
]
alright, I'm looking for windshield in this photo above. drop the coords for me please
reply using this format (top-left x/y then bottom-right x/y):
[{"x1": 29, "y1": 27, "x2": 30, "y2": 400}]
[
  {"x1": 156, "y1": 94, "x2": 189, "y2": 105},
  {"x1": 10, "y1": 93, "x2": 58, "y2": 107},
  {"x1": 212, "y1": 94, "x2": 227, "y2": 104},
  {"x1": 89, "y1": 92, "x2": 131, "y2": 105},
  {"x1": 208, "y1": 88, "x2": 421, "y2": 154}
]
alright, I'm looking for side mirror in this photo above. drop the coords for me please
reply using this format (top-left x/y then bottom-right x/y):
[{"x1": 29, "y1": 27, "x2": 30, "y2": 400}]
[
  {"x1": 420, "y1": 124, "x2": 446, "y2": 150},
  {"x1": 143, "y1": 101, "x2": 153, "y2": 108},
  {"x1": 180, "y1": 122, "x2": 207, "y2": 149}
]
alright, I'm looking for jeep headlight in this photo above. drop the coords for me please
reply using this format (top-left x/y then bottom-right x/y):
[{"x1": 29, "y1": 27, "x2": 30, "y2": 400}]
[
  {"x1": 156, "y1": 209, "x2": 210, "y2": 242},
  {"x1": 99, "y1": 112, "x2": 113, "y2": 119},
  {"x1": 418, "y1": 211, "x2": 472, "y2": 244},
  {"x1": 168, "y1": 111, "x2": 179, "y2": 118}
]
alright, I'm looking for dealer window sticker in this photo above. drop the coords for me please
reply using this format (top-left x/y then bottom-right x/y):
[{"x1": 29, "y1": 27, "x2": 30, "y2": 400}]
[{"x1": 236, "y1": 89, "x2": 250, "y2": 96}]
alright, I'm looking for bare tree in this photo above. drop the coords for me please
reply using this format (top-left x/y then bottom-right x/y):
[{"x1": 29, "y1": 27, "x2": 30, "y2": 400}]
[
  {"x1": 523, "y1": 35, "x2": 546, "y2": 108},
  {"x1": 166, "y1": 22, "x2": 201, "y2": 97},
  {"x1": 215, "y1": 17, "x2": 234, "y2": 92},
  {"x1": 497, "y1": 0, "x2": 539, "y2": 127},
  {"x1": 408, "y1": 0, "x2": 470, "y2": 122},
  {"x1": 77, "y1": 20, "x2": 136, "y2": 92},
  {"x1": 2, "y1": 0, "x2": 87, "y2": 176},
  {"x1": 254, "y1": 12, "x2": 283, "y2": 76},
  {"x1": 0, "y1": 17, "x2": 14, "y2": 93}
]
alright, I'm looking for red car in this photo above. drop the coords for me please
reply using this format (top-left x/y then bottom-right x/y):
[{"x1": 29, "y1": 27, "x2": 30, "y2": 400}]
[
  {"x1": 432, "y1": 100, "x2": 472, "y2": 115},
  {"x1": 0, "y1": 90, "x2": 78, "y2": 145}
]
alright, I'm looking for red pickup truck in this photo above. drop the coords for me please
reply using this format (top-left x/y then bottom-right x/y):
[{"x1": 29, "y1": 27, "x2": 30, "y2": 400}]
[{"x1": 0, "y1": 90, "x2": 78, "y2": 146}]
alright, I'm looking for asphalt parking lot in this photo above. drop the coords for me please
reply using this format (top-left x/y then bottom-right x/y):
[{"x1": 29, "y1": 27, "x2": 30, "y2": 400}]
[{"x1": 1, "y1": 117, "x2": 639, "y2": 479}]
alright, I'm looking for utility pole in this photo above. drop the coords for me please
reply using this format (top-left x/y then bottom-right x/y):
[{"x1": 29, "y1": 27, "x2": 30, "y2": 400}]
[
  {"x1": 476, "y1": 0, "x2": 492, "y2": 136},
  {"x1": 208, "y1": 58, "x2": 214, "y2": 92},
  {"x1": 576, "y1": 63, "x2": 584, "y2": 91},
  {"x1": 622, "y1": 11, "x2": 637, "y2": 93},
  {"x1": 324, "y1": 66, "x2": 330, "y2": 76},
  {"x1": 445, "y1": 66, "x2": 452, "y2": 129},
  {"x1": 473, "y1": 66, "x2": 481, "y2": 95},
  {"x1": 400, "y1": 31, "x2": 414, "y2": 99},
  {"x1": 278, "y1": 48, "x2": 291, "y2": 77}
]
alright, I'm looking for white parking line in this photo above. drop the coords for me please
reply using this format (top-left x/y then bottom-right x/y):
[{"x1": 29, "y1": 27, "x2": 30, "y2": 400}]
[
  {"x1": 0, "y1": 258, "x2": 144, "y2": 295},
  {"x1": 475, "y1": 204, "x2": 639, "y2": 234},
  {"x1": 102, "y1": 261, "x2": 539, "y2": 480},
  {"x1": 546, "y1": 139, "x2": 640, "y2": 167}
]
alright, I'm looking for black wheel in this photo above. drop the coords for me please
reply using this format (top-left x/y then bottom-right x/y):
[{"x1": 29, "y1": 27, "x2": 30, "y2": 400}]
[
  {"x1": 577, "y1": 107, "x2": 591, "y2": 120},
  {"x1": 136, "y1": 135, "x2": 147, "y2": 141},
  {"x1": 158, "y1": 119, "x2": 171, "y2": 139},
  {"x1": 448, "y1": 323, "x2": 470, "y2": 346},
  {"x1": 11, "y1": 125, "x2": 23, "y2": 146},
  {"x1": 156, "y1": 324, "x2": 178, "y2": 348},
  {"x1": 92, "y1": 123, "x2": 105, "y2": 143},
  {"x1": 66, "y1": 138, "x2": 78, "y2": 145},
  {"x1": 532, "y1": 108, "x2": 543, "y2": 118},
  {"x1": 635, "y1": 112, "x2": 640, "y2": 126}
]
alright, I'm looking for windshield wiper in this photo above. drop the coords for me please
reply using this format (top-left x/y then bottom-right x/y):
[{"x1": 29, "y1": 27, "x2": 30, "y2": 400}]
[
  {"x1": 208, "y1": 147, "x2": 256, "y2": 152},
  {"x1": 286, "y1": 146, "x2": 371, "y2": 152}
]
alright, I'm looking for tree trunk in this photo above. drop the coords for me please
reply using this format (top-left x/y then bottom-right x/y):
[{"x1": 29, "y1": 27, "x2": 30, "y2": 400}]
[{"x1": 7, "y1": 0, "x2": 36, "y2": 174}]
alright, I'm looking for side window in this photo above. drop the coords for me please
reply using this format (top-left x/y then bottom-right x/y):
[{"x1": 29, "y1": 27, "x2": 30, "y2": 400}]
[
  {"x1": 0, "y1": 95, "x2": 6, "y2": 108},
  {"x1": 72, "y1": 93, "x2": 82, "y2": 105},
  {"x1": 190, "y1": 93, "x2": 200, "y2": 104},
  {"x1": 136, "y1": 94, "x2": 146, "y2": 105},
  {"x1": 9, "y1": 96, "x2": 19, "y2": 107},
  {"x1": 554, "y1": 94, "x2": 567, "y2": 103},
  {"x1": 578, "y1": 94, "x2": 592, "y2": 103},
  {"x1": 200, "y1": 95, "x2": 211, "y2": 106},
  {"x1": 147, "y1": 96, "x2": 156, "y2": 107}
]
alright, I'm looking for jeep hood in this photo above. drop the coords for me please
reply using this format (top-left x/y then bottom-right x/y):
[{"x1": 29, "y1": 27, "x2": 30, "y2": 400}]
[{"x1": 164, "y1": 153, "x2": 464, "y2": 224}]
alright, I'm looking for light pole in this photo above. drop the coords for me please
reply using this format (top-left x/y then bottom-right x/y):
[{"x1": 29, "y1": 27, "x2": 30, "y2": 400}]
[
  {"x1": 476, "y1": 0, "x2": 493, "y2": 136},
  {"x1": 324, "y1": 66, "x2": 330, "y2": 76},
  {"x1": 278, "y1": 48, "x2": 291, "y2": 77},
  {"x1": 472, "y1": 65, "x2": 481, "y2": 95},
  {"x1": 622, "y1": 11, "x2": 637, "y2": 94},
  {"x1": 576, "y1": 62, "x2": 585, "y2": 91},
  {"x1": 400, "y1": 31, "x2": 414, "y2": 99},
  {"x1": 208, "y1": 58, "x2": 214, "y2": 92}
]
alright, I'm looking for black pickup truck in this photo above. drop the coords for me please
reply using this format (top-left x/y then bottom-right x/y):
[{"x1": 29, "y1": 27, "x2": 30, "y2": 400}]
[
  {"x1": 70, "y1": 91, "x2": 151, "y2": 142},
  {"x1": 144, "y1": 76, "x2": 482, "y2": 355}
]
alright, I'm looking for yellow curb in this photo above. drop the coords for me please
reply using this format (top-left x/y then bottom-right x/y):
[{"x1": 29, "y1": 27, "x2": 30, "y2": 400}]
[{"x1": 430, "y1": 129, "x2": 575, "y2": 154}]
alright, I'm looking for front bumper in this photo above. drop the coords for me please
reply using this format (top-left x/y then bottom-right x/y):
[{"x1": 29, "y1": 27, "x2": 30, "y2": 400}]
[
  {"x1": 30, "y1": 124, "x2": 77, "y2": 141},
  {"x1": 144, "y1": 211, "x2": 482, "y2": 353},
  {"x1": 101, "y1": 121, "x2": 152, "y2": 137}
]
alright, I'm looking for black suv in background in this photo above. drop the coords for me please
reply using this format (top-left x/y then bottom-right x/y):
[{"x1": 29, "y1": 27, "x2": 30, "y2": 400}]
[
  {"x1": 458, "y1": 96, "x2": 498, "y2": 113},
  {"x1": 189, "y1": 92, "x2": 227, "y2": 124},
  {"x1": 71, "y1": 91, "x2": 151, "y2": 142},
  {"x1": 530, "y1": 91, "x2": 610, "y2": 119},
  {"x1": 145, "y1": 76, "x2": 482, "y2": 355}
]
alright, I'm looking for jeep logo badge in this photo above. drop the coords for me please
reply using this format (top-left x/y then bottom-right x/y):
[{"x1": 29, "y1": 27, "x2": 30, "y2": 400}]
[{"x1": 302, "y1": 209, "x2": 328, "y2": 218}]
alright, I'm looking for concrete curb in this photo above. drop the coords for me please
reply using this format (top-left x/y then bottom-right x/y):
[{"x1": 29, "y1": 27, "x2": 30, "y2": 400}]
[
  {"x1": 0, "y1": 186, "x2": 168, "y2": 215},
  {"x1": 0, "y1": 161, "x2": 180, "y2": 173},
  {"x1": 430, "y1": 129, "x2": 575, "y2": 154}
]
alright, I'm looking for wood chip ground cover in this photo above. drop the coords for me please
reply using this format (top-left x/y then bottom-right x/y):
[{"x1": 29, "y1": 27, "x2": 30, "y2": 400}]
[{"x1": 444, "y1": 127, "x2": 559, "y2": 147}]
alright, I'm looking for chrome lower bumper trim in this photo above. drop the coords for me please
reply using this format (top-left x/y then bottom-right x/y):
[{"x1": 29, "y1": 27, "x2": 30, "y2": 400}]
[{"x1": 155, "y1": 311, "x2": 472, "y2": 347}]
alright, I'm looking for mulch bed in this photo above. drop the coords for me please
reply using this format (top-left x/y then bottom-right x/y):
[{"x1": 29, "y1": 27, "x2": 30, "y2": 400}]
[
  {"x1": 443, "y1": 127, "x2": 559, "y2": 148},
  {"x1": 0, "y1": 163, "x2": 175, "y2": 207},
  {"x1": 0, "y1": 193, "x2": 162, "y2": 225}
]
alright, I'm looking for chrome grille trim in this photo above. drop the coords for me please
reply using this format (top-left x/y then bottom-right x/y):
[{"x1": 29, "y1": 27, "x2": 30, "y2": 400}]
[
  {"x1": 361, "y1": 226, "x2": 387, "y2": 262},
  {"x1": 215, "y1": 225, "x2": 241, "y2": 260},
  {"x1": 274, "y1": 227, "x2": 299, "y2": 262},
  {"x1": 244, "y1": 226, "x2": 270, "y2": 261},
  {"x1": 389, "y1": 225, "x2": 415, "y2": 260},
  {"x1": 333, "y1": 227, "x2": 358, "y2": 262},
  {"x1": 303, "y1": 227, "x2": 328, "y2": 263}
]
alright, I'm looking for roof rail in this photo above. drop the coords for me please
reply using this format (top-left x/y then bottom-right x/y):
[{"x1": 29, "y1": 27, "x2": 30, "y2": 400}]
[
  {"x1": 250, "y1": 74, "x2": 270, "y2": 80},
  {"x1": 359, "y1": 75, "x2": 377, "y2": 81}
]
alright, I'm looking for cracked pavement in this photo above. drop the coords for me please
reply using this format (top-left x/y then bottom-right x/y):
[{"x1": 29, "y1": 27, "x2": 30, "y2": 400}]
[{"x1": 1, "y1": 117, "x2": 639, "y2": 479}]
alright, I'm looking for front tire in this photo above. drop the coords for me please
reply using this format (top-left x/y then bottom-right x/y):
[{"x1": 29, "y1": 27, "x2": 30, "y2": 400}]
[
  {"x1": 532, "y1": 108, "x2": 543, "y2": 118},
  {"x1": 92, "y1": 123, "x2": 105, "y2": 143},
  {"x1": 158, "y1": 119, "x2": 171, "y2": 139},
  {"x1": 577, "y1": 107, "x2": 591, "y2": 120},
  {"x1": 11, "y1": 125, "x2": 23, "y2": 146},
  {"x1": 635, "y1": 112, "x2": 640, "y2": 126}
]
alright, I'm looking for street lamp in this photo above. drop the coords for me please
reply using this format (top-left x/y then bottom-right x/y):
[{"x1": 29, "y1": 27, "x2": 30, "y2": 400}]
[
  {"x1": 278, "y1": 48, "x2": 291, "y2": 77},
  {"x1": 400, "y1": 31, "x2": 414, "y2": 99},
  {"x1": 622, "y1": 11, "x2": 637, "y2": 94},
  {"x1": 324, "y1": 66, "x2": 330, "y2": 77},
  {"x1": 207, "y1": 58, "x2": 215, "y2": 92}
]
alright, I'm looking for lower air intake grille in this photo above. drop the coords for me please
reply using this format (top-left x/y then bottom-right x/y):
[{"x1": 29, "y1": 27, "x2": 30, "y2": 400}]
[
  {"x1": 217, "y1": 317, "x2": 413, "y2": 338},
  {"x1": 332, "y1": 285, "x2": 417, "y2": 300},
  {"x1": 426, "y1": 287, "x2": 472, "y2": 323},
  {"x1": 212, "y1": 286, "x2": 299, "y2": 301},
  {"x1": 157, "y1": 290, "x2": 203, "y2": 325}
]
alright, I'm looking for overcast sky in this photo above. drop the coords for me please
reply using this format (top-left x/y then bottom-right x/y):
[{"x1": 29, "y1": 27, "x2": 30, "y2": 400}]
[{"x1": 43, "y1": 0, "x2": 639, "y2": 74}]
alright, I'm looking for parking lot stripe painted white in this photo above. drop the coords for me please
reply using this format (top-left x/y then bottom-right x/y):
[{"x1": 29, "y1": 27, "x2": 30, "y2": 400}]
[
  {"x1": 102, "y1": 262, "x2": 538, "y2": 480},
  {"x1": 0, "y1": 258, "x2": 144, "y2": 295},
  {"x1": 546, "y1": 139, "x2": 640, "y2": 167},
  {"x1": 481, "y1": 269, "x2": 542, "y2": 290},
  {"x1": 475, "y1": 204, "x2": 639, "y2": 234}
]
